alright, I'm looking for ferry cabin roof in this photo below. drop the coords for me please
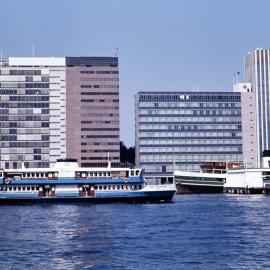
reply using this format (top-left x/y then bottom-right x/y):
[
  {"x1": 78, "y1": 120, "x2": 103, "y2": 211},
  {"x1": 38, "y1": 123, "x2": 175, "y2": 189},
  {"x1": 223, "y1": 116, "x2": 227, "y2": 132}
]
[
  {"x1": 1, "y1": 167, "x2": 141, "y2": 174},
  {"x1": 0, "y1": 158, "x2": 141, "y2": 174}
]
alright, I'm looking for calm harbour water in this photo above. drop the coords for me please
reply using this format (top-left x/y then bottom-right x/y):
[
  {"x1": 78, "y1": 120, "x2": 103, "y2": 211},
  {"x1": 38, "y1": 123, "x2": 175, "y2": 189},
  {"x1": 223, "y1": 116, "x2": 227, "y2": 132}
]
[{"x1": 0, "y1": 195, "x2": 270, "y2": 270}]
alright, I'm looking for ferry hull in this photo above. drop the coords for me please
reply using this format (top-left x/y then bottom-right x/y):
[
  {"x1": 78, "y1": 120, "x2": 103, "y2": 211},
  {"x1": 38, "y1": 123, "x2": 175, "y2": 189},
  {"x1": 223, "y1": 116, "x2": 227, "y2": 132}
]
[
  {"x1": 176, "y1": 184, "x2": 223, "y2": 194},
  {"x1": 0, "y1": 191, "x2": 175, "y2": 205}
]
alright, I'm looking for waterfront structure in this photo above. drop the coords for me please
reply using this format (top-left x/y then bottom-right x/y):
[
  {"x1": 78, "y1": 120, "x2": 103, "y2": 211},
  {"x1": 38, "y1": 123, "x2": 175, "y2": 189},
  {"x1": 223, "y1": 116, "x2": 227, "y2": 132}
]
[
  {"x1": 66, "y1": 57, "x2": 120, "y2": 167},
  {"x1": 135, "y1": 91, "x2": 257, "y2": 178},
  {"x1": 0, "y1": 57, "x2": 120, "y2": 169},
  {"x1": 245, "y1": 49, "x2": 270, "y2": 166}
]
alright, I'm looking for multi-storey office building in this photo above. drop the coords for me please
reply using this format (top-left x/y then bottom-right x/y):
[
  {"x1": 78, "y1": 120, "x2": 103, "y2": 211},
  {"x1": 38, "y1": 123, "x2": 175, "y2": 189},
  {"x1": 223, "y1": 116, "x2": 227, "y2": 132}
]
[
  {"x1": 135, "y1": 91, "x2": 257, "y2": 177},
  {"x1": 245, "y1": 49, "x2": 270, "y2": 166},
  {"x1": 0, "y1": 57, "x2": 66, "y2": 169},
  {"x1": 66, "y1": 57, "x2": 120, "y2": 167},
  {"x1": 0, "y1": 56, "x2": 120, "y2": 169}
]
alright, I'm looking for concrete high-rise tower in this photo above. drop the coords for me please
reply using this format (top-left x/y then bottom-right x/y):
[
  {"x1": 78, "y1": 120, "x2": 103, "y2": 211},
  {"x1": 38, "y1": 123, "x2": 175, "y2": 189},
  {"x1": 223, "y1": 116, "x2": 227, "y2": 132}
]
[
  {"x1": 245, "y1": 49, "x2": 270, "y2": 166},
  {"x1": 66, "y1": 57, "x2": 120, "y2": 167}
]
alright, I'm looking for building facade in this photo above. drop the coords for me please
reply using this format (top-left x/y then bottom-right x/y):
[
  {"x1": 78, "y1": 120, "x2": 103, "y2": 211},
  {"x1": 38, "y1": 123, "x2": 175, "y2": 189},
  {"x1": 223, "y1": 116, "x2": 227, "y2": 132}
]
[
  {"x1": 233, "y1": 83, "x2": 258, "y2": 168},
  {"x1": 0, "y1": 56, "x2": 120, "y2": 169},
  {"x1": 245, "y1": 49, "x2": 270, "y2": 166},
  {"x1": 66, "y1": 57, "x2": 120, "y2": 167},
  {"x1": 0, "y1": 57, "x2": 66, "y2": 169},
  {"x1": 135, "y1": 91, "x2": 257, "y2": 177}
]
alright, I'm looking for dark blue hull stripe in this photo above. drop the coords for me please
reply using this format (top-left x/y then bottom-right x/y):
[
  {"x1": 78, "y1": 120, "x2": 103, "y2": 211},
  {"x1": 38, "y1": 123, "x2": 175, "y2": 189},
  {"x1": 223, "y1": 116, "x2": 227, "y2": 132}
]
[{"x1": 0, "y1": 192, "x2": 175, "y2": 204}]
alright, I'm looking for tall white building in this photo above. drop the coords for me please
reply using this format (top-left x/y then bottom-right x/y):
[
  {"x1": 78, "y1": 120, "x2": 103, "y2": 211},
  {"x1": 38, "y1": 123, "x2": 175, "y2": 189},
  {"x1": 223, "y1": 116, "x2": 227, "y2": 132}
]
[
  {"x1": 245, "y1": 49, "x2": 270, "y2": 166},
  {"x1": 0, "y1": 57, "x2": 66, "y2": 168}
]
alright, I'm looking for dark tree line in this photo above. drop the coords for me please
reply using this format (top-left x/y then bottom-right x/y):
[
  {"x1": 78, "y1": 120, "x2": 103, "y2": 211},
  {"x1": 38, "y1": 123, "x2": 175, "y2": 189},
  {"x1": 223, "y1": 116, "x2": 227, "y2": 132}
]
[{"x1": 120, "y1": 141, "x2": 135, "y2": 166}]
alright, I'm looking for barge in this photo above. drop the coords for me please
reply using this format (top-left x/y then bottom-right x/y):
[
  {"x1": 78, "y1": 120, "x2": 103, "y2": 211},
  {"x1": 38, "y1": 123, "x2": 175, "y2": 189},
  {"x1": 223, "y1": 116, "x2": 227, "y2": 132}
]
[{"x1": 0, "y1": 158, "x2": 176, "y2": 204}]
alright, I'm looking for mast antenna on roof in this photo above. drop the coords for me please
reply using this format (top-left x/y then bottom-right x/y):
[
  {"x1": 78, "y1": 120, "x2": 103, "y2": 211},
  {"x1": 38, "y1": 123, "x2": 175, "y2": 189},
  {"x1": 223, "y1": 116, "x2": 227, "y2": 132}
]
[
  {"x1": 32, "y1": 44, "x2": 35, "y2": 57},
  {"x1": 0, "y1": 49, "x2": 3, "y2": 66},
  {"x1": 115, "y1": 47, "x2": 119, "y2": 57}
]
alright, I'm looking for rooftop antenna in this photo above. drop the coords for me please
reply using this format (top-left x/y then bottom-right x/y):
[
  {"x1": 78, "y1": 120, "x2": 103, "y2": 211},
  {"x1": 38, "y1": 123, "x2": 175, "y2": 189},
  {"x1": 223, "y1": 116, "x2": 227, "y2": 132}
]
[
  {"x1": 115, "y1": 47, "x2": 119, "y2": 57},
  {"x1": 32, "y1": 44, "x2": 35, "y2": 57},
  {"x1": 236, "y1": 71, "x2": 240, "y2": 84},
  {"x1": 0, "y1": 49, "x2": 3, "y2": 66},
  {"x1": 233, "y1": 72, "x2": 240, "y2": 86}
]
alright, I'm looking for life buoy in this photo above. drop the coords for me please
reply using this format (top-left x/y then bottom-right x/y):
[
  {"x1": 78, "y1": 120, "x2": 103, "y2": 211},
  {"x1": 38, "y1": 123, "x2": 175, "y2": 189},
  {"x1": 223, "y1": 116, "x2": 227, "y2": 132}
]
[
  {"x1": 124, "y1": 178, "x2": 128, "y2": 183},
  {"x1": 4, "y1": 178, "x2": 11, "y2": 185}
]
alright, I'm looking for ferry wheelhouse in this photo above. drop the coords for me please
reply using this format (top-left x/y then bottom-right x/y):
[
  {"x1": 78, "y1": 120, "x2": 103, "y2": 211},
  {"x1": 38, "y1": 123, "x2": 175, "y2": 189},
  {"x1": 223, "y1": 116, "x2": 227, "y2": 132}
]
[{"x1": 0, "y1": 159, "x2": 176, "y2": 204}]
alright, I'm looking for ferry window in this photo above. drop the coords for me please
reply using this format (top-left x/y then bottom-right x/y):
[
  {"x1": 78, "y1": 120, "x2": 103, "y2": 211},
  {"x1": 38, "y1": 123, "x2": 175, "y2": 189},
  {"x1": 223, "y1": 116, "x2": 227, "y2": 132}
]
[
  {"x1": 131, "y1": 170, "x2": 134, "y2": 176},
  {"x1": 99, "y1": 172, "x2": 102, "y2": 177},
  {"x1": 126, "y1": 185, "x2": 129, "y2": 189},
  {"x1": 31, "y1": 173, "x2": 34, "y2": 178},
  {"x1": 99, "y1": 186, "x2": 102, "y2": 190},
  {"x1": 139, "y1": 185, "x2": 142, "y2": 189},
  {"x1": 41, "y1": 173, "x2": 44, "y2": 177},
  {"x1": 22, "y1": 187, "x2": 26, "y2": 191},
  {"x1": 31, "y1": 187, "x2": 35, "y2": 191},
  {"x1": 94, "y1": 172, "x2": 97, "y2": 177},
  {"x1": 18, "y1": 187, "x2": 21, "y2": 191},
  {"x1": 121, "y1": 185, "x2": 124, "y2": 190},
  {"x1": 112, "y1": 185, "x2": 115, "y2": 190},
  {"x1": 136, "y1": 170, "x2": 139, "y2": 176},
  {"x1": 108, "y1": 186, "x2": 111, "y2": 190},
  {"x1": 27, "y1": 173, "x2": 30, "y2": 177},
  {"x1": 108, "y1": 173, "x2": 111, "y2": 177},
  {"x1": 117, "y1": 185, "x2": 120, "y2": 190},
  {"x1": 36, "y1": 187, "x2": 39, "y2": 191},
  {"x1": 14, "y1": 187, "x2": 17, "y2": 191},
  {"x1": 23, "y1": 173, "x2": 26, "y2": 177},
  {"x1": 27, "y1": 187, "x2": 30, "y2": 191},
  {"x1": 94, "y1": 186, "x2": 98, "y2": 190},
  {"x1": 0, "y1": 172, "x2": 2, "y2": 177},
  {"x1": 0, "y1": 186, "x2": 2, "y2": 191},
  {"x1": 103, "y1": 186, "x2": 107, "y2": 190},
  {"x1": 8, "y1": 187, "x2": 12, "y2": 191},
  {"x1": 36, "y1": 173, "x2": 39, "y2": 177}
]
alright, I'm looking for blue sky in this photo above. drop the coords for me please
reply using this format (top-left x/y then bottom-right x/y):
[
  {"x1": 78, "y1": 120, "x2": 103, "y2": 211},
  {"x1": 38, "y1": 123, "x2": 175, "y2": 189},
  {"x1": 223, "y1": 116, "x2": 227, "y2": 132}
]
[{"x1": 1, "y1": 0, "x2": 270, "y2": 146}]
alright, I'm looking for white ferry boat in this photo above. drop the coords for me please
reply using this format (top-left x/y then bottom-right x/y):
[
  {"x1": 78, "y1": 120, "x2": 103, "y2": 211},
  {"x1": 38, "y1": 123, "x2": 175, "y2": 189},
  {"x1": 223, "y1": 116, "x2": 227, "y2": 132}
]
[
  {"x1": 174, "y1": 152, "x2": 270, "y2": 194},
  {"x1": 0, "y1": 158, "x2": 176, "y2": 204},
  {"x1": 174, "y1": 162, "x2": 240, "y2": 194}
]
